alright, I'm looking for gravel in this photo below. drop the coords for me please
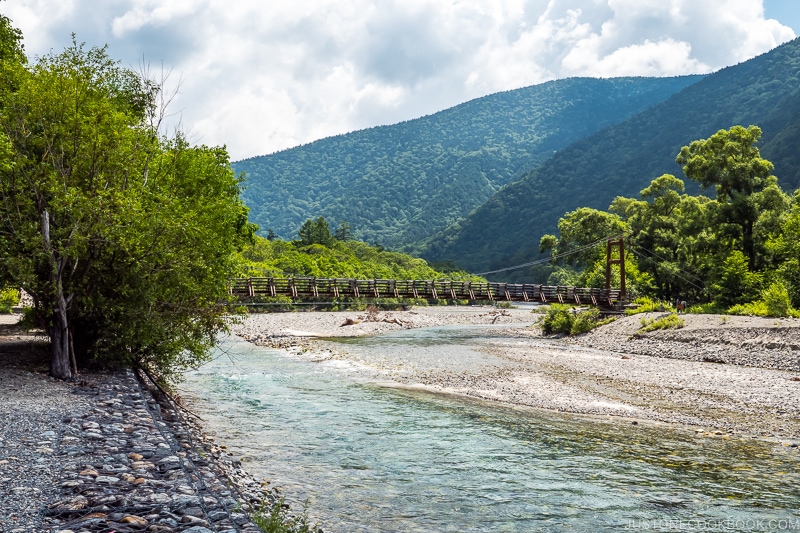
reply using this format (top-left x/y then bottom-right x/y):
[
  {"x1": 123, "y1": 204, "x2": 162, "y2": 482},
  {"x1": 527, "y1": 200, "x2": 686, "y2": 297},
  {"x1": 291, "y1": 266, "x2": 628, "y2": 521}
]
[
  {"x1": 231, "y1": 308, "x2": 800, "y2": 442},
  {"x1": 0, "y1": 316, "x2": 270, "y2": 533}
]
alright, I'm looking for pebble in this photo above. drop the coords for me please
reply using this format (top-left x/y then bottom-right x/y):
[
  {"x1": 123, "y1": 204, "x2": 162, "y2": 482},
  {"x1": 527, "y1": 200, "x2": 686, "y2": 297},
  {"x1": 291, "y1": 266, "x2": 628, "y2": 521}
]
[{"x1": 1, "y1": 367, "x2": 270, "y2": 532}]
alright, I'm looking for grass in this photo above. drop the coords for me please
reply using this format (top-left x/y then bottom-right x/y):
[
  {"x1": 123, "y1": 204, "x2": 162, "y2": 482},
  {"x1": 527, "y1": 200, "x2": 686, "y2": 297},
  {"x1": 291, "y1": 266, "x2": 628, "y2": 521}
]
[
  {"x1": 638, "y1": 313, "x2": 685, "y2": 332},
  {"x1": 252, "y1": 497, "x2": 318, "y2": 533},
  {"x1": 624, "y1": 296, "x2": 674, "y2": 315}
]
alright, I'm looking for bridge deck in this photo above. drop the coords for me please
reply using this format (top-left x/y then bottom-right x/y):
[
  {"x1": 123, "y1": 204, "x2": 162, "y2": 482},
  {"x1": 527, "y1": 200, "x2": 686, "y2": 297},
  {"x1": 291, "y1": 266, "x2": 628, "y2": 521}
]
[{"x1": 229, "y1": 277, "x2": 625, "y2": 306}]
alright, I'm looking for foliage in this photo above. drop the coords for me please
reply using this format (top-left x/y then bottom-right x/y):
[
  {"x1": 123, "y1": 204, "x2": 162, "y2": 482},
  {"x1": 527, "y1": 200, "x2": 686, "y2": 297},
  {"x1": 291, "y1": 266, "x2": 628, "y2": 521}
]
[
  {"x1": 541, "y1": 304, "x2": 602, "y2": 335},
  {"x1": 726, "y1": 301, "x2": 771, "y2": 317},
  {"x1": 539, "y1": 208, "x2": 627, "y2": 268},
  {"x1": 624, "y1": 297, "x2": 673, "y2": 315},
  {"x1": 711, "y1": 250, "x2": 763, "y2": 307},
  {"x1": 677, "y1": 125, "x2": 777, "y2": 269},
  {"x1": 638, "y1": 313, "x2": 684, "y2": 332},
  {"x1": 236, "y1": 77, "x2": 701, "y2": 250},
  {"x1": 235, "y1": 225, "x2": 482, "y2": 282},
  {"x1": 298, "y1": 216, "x2": 334, "y2": 247},
  {"x1": 0, "y1": 288, "x2": 19, "y2": 313},
  {"x1": 727, "y1": 281, "x2": 800, "y2": 318},
  {"x1": 526, "y1": 123, "x2": 800, "y2": 315},
  {"x1": 685, "y1": 302, "x2": 726, "y2": 315},
  {"x1": 423, "y1": 38, "x2": 800, "y2": 274},
  {"x1": 252, "y1": 497, "x2": 317, "y2": 533},
  {"x1": 0, "y1": 25, "x2": 253, "y2": 380}
]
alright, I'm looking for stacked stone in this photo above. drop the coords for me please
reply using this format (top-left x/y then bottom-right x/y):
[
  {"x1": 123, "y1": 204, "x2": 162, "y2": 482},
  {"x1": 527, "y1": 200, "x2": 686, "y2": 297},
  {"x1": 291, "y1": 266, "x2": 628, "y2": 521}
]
[{"x1": 43, "y1": 370, "x2": 267, "y2": 533}]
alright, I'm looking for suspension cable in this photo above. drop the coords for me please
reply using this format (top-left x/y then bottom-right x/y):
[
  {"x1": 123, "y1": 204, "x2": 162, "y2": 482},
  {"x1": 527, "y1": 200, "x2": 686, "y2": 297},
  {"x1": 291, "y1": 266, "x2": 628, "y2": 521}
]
[{"x1": 475, "y1": 234, "x2": 620, "y2": 276}]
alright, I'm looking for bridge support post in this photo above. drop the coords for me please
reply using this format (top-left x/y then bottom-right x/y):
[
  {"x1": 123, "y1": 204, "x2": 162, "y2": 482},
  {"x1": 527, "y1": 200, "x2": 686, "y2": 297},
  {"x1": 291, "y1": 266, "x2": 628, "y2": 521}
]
[{"x1": 606, "y1": 237, "x2": 626, "y2": 302}]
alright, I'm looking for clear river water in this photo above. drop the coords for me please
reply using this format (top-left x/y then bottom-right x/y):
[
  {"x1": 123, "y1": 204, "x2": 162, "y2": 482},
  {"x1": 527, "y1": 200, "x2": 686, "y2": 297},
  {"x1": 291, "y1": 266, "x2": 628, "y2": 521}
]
[{"x1": 179, "y1": 327, "x2": 800, "y2": 532}]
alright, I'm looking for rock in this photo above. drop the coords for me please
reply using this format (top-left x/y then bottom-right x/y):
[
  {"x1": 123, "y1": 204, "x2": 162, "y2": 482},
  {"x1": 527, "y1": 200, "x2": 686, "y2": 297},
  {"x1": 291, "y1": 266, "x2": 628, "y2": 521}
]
[
  {"x1": 182, "y1": 527, "x2": 214, "y2": 533},
  {"x1": 121, "y1": 515, "x2": 148, "y2": 525}
]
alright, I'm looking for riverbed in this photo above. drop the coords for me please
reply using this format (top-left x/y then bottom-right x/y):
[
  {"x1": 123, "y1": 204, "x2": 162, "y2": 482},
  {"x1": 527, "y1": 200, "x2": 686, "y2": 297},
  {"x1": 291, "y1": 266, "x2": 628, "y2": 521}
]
[{"x1": 179, "y1": 312, "x2": 800, "y2": 532}]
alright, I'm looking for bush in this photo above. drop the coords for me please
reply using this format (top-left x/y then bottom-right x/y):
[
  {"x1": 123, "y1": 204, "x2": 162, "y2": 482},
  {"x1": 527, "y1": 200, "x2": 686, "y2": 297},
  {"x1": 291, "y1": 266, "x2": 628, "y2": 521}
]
[
  {"x1": 638, "y1": 313, "x2": 684, "y2": 332},
  {"x1": 0, "y1": 288, "x2": 19, "y2": 314},
  {"x1": 570, "y1": 308, "x2": 601, "y2": 335},
  {"x1": 541, "y1": 304, "x2": 603, "y2": 335},
  {"x1": 726, "y1": 281, "x2": 800, "y2": 318},
  {"x1": 686, "y1": 302, "x2": 724, "y2": 314},
  {"x1": 541, "y1": 304, "x2": 574, "y2": 335},
  {"x1": 762, "y1": 281, "x2": 793, "y2": 317}
]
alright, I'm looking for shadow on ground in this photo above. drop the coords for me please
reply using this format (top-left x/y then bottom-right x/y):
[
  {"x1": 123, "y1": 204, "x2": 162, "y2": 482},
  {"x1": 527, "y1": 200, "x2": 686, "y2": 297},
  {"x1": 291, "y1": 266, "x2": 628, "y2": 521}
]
[{"x1": 0, "y1": 317, "x2": 50, "y2": 372}]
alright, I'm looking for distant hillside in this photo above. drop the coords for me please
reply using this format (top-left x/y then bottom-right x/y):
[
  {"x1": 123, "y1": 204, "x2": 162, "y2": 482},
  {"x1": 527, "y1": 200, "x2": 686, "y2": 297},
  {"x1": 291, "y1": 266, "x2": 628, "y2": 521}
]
[
  {"x1": 234, "y1": 76, "x2": 701, "y2": 247},
  {"x1": 422, "y1": 37, "x2": 800, "y2": 275}
]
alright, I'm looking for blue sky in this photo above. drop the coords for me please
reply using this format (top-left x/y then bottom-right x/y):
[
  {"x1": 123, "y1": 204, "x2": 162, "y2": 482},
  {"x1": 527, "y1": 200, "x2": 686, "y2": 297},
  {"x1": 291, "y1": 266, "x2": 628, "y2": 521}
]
[
  {"x1": 765, "y1": 0, "x2": 800, "y2": 33},
  {"x1": 4, "y1": 0, "x2": 797, "y2": 160}
]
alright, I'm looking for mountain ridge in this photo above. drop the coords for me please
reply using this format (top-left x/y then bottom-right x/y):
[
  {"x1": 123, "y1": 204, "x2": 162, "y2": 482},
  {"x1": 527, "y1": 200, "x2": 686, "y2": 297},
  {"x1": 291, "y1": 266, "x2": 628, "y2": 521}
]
[
  {"x1": 234, "y1": 75, "x2": 702, "y2": 247},
  {"x1": 421, "y1": 37, "x2": 800, "y2": 275}
]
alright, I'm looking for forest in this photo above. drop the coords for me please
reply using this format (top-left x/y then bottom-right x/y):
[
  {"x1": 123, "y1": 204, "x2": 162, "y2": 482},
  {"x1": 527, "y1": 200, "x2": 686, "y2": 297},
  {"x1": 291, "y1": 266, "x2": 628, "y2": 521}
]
[
  {"x1": 235, "y1": 216, "x2": 478, "y2": 282},
  {"x1": 235, "y1": 76, "x2": 700, "y2": 248}
]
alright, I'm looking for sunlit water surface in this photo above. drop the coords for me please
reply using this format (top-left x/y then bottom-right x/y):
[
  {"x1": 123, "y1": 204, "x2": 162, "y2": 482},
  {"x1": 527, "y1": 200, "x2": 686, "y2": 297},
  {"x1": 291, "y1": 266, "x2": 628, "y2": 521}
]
[{"x1": 179, "y1": 329, "x2": 800, "y2": 532}]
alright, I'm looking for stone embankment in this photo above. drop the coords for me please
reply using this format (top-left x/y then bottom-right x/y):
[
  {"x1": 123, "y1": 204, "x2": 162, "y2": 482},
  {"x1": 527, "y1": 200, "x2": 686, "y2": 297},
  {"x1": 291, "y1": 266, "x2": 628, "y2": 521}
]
[{"x1": 0, "y1": 326, "x2": 269, "y2": 533}]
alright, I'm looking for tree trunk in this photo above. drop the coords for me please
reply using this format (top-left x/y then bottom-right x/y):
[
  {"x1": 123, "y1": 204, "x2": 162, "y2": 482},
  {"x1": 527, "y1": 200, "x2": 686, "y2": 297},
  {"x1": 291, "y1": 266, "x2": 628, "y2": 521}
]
[
  {"x1": 743, "y1": 219, "x2": 755, "y2": 271},
  {"x1": 50, "y1": 306, "x2": 72, "y2": 378},
  {"x1": 41, "y1": 209, "x2": 73, "y2": 379}
]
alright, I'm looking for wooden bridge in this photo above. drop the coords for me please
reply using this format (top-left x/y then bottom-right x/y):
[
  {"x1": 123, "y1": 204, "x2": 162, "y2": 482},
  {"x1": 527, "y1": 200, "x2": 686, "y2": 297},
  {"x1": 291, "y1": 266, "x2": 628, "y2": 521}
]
[{"x1": 228, "y1": 277, "x2": 627, "y2": 307}]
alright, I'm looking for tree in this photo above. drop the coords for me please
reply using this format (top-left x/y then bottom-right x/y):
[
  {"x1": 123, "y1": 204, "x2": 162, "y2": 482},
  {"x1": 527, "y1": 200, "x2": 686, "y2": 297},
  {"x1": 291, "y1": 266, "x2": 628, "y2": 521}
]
[
  {"x1": 0, "y1": 33, "x2": 253, "y2": 381},
  {"x1": 676, "y1": 125, "x2": 774, "y2": 269},
  {"x1": 0, "y1": 8, "x2": 26, "y2": 95},
  {"x1": 610, "y1": 174, "x2": 713, "y2": 301},
  {"x1": 539, "y1": 207, "x2": 627, "y2": 268},
  {"x1": 334, "y1": 220, "x2": 352, "y2": 242},
  {"x1": 298, "y1": 216, "x2": 334, "y2": 247}
]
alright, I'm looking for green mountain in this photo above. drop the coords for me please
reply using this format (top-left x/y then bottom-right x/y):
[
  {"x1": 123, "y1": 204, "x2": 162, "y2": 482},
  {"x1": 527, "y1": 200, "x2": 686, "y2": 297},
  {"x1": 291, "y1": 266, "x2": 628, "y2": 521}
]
[
  {"x1": 234, "y1": 76, "x2": 701, "y2": 247},
  {"x1": 422, "y1": 37, "x2": 800, "y2": 275}
]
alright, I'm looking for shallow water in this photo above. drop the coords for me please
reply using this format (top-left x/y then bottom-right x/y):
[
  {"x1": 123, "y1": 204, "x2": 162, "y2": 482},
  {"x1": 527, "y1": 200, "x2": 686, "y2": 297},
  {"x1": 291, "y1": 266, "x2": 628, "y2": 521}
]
[{"x1": 180, "y1": 329, "x2": 800, "y2": 532}]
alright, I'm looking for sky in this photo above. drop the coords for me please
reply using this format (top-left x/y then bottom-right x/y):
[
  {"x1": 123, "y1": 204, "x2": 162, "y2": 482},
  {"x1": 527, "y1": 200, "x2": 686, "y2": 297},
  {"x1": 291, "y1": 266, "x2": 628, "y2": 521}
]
[{"x1": 3, "y1": 0, "x2": 798, "y2": 161}]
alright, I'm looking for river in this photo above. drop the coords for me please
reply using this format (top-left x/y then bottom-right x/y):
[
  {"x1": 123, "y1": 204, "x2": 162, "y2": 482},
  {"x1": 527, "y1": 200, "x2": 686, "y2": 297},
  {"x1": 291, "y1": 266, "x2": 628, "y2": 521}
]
[{"x1": 179, "y1": 327, "x2": 800, "y2": 532}]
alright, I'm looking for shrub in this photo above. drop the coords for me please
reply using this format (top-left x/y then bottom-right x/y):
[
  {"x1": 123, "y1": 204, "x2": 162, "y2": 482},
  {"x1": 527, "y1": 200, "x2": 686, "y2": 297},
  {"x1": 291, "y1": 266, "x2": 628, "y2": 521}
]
[
  {"x1": 570, "y1": 308, "x2": 601, "y2": 335},
  {"x1": 762, "y1": 281, "x2": 793, "y2": 317},
  {"x1": 726, "y1": 281, "x2": 800, "y2": 318},
  {"x1": 0, "y1": 288, "x2": 19, "y2": 314},
  {"x1": 541, "y1": 304, "x2": 574, "y2": 335},
  {"x1": 686, "y1": 302, "x2": 724, "y2": 314},
  {"x1": 542, "y1": 304, "x2": 603, "y2": 335}
]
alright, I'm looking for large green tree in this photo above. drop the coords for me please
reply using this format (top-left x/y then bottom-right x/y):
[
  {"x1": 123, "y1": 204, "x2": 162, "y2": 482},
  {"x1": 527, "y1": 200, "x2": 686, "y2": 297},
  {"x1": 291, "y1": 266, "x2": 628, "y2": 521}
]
[
  {"x1": 610, "y1": 174, "x2": 714, "y2": 301},
  {"x1": 0, "y1": 30, "x2": 253, "y2": 380},
  {"x1": 676, "y1": 125, "x2": 776, "y2": 269}
]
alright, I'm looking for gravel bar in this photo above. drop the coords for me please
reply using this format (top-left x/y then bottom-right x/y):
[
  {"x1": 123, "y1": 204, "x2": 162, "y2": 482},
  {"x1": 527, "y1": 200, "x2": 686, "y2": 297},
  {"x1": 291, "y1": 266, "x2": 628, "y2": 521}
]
[{"x1": 231, "y1": 308, "x2": 800, "y2": 442}]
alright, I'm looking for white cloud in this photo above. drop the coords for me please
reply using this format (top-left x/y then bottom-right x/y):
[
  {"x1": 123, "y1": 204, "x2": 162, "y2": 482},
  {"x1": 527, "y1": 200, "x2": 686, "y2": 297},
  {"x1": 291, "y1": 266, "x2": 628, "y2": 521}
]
[{"x1": 3, "y1": 0, "x2": 796, "y2": 159}]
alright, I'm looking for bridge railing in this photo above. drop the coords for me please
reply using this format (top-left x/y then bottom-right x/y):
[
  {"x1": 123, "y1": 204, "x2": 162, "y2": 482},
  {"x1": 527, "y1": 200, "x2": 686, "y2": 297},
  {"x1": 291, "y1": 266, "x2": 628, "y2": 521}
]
[{"x1": 229, "y1": 277, "x2": 627, "y2": 306}]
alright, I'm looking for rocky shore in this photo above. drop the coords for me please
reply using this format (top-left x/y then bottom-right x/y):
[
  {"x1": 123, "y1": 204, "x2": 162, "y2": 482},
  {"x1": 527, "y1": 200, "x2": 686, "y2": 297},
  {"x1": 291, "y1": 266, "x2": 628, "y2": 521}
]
[{"x1": 0, "y1": 315, "x2": 269, "y2": 533}]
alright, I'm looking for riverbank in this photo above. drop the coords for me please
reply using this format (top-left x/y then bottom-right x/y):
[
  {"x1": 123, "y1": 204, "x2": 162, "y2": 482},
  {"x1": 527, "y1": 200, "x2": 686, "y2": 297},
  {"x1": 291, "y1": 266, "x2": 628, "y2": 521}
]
[
  {"x1": 230, "y1": 306, "x2": 800, "y2": 442},
  {"x1": 0, "y1": 314, "x2": 268, "y2": 533}
]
